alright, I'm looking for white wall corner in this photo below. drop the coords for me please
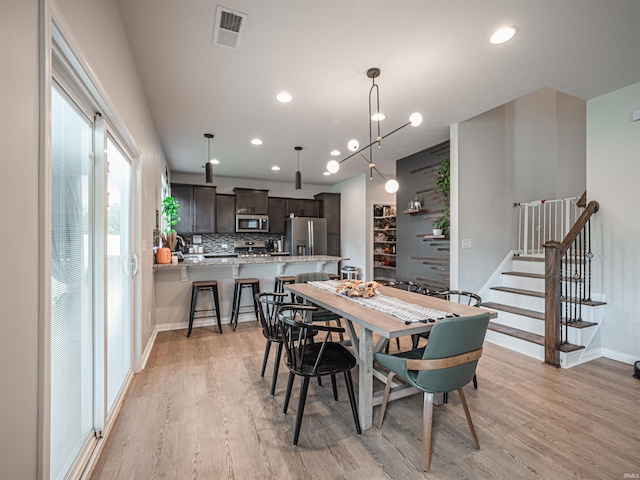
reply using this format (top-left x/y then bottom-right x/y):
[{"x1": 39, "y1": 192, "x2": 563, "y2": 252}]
[{"x1": 450, "y1": 123, "x2": 459, "y2": 289}]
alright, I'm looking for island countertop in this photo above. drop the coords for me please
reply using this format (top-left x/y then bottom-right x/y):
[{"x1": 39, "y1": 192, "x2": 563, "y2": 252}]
[{"x1": 153, "y1": 255, "x2": 349, "y2": 269}]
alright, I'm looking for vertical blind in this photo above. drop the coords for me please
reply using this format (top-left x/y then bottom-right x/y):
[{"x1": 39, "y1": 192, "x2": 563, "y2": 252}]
[{"x1": 50, "y1": 86, "x2": 94, "y2": 480}]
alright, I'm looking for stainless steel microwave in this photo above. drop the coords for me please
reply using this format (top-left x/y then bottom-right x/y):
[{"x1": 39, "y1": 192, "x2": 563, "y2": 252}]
[{"x1": 236, "y1": 214, "x2": 269, "y2": 233}]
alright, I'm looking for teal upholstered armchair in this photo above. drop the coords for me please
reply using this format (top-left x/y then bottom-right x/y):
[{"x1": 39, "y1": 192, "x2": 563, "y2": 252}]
[{"x1": 374, "y1": 312, "x2": 490, "y2": 471}]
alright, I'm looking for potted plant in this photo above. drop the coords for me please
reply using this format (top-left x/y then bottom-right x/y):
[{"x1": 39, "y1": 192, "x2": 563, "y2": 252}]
[
  {"x1": 432, "y1": 206, "x2": 450, "y2": 236},
  {"x1": 155, "y1": 196, "x2": 180, "y2": 264},
  {"x1": 432, "y1": 157, "x2": 450, "y2": 236}
]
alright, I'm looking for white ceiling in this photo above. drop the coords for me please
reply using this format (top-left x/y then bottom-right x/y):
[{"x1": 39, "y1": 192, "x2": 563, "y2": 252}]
[{"x1": 116, "y1": 0, "x2": 640, "y2": 186}]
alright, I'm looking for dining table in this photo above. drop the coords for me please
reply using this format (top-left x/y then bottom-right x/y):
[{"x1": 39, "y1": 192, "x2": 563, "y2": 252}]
[{"x1": 284, "y1": 282, "x2": 497, "y2": 430}]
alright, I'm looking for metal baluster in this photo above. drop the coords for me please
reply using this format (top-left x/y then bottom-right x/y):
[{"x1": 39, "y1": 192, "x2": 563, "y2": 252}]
[
  {"x1": 587, "y1": 218, "x2": 593, "y2": 301},
  {"x1": 562, "y1": 250, "x2": 567, "y2": 345}
]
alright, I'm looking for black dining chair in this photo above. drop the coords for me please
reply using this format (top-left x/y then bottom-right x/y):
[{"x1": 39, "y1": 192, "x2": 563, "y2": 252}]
[
  {"x1": 381, "y1": 281, "x2": 423, "y2": 353},
  {"x1": 412, "y1": 290, "x2": 483, "y2": 403},
  {"x1": 277, "y1": 304, "x2": 361, "y2": 445},
  {"x1": 255, "y1": 292, "x2": 290, "y2": 396},
  {"x1": 294, "y1": 272, "x2": 344, "y2": 341}
]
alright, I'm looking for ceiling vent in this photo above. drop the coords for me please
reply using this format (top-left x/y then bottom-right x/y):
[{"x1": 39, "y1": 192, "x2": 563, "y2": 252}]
[{"x1": 213, "y1": 6, "x2": 247, "y2": 50}]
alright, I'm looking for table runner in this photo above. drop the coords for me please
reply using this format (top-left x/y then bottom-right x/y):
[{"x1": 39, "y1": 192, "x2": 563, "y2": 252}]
[{"x1": 307, "y1": 280, "x2": 457, "y2": 323}]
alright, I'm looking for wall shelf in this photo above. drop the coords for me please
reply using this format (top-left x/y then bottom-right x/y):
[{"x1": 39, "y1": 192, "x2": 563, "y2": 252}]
[{"x1": 403, "y1": 209, "x2": 428, "y2": 215}]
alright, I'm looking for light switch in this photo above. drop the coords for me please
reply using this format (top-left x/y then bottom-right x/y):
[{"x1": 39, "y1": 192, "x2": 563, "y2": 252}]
[
  {"x1": 356, "y1": 239, "x2": 363, "y2": 246},
  {"x1": 462, "y1": 239, "x2": 472, "y2": 249},
  {"x1": 142, "y1": 239, "x2": 147, "y2": 252}
]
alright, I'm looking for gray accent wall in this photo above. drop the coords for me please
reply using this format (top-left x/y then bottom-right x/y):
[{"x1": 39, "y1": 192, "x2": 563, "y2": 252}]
[{"x1": 396, "y1": 142, "x2": 450, "y2": 290}]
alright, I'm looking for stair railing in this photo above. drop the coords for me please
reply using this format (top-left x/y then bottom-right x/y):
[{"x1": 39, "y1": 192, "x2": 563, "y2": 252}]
[
  {"x1": 516, "y1": 196, "x2": 581, "y2": 255},
  {"x1": 543, "y1": 200, "x2": 599, "y2": 366}
]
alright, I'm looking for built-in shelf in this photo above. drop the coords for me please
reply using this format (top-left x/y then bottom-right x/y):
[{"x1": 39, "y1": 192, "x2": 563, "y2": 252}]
[
  {"x1": 374, "y1": 228, "x2": 396, "y2": 231},
  {"x1": 374, "y1": 215, "x2": 396, "y2": 219},
  {"x1": 373, "y1": 204, "x2": 397, "y2": 282},
  {"x1": 374, "y1": 240, "x2": 395, "y2": 244},
  {"x1": 403, "y1": 209, "x2": 428, "y2": 215}
]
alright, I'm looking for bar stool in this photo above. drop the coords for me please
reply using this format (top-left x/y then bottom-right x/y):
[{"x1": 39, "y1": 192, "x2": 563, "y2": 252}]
[
  {"x1": 188, "y1": 280, "x2": 222, "y2": 336},
  {"x1": 274, "y1": 275, "x2": 295, "y2": 301},
  {"x1": 341, "y1": 266, "x2": 359, "y2": 280},
  {"x1": 231, "y1": 278, "x2": 261, "y2": 331}
]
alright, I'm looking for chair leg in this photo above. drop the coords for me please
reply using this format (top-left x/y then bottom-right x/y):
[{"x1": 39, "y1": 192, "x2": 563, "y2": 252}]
[
  {"x1": 395, "y1": 337, "x2": 401, "y2": 350},
  {"x1": 377, "y1": 371, "x2": 395, "y2": 428},
  {"x1": 331, "y1": 374, "x2": 338, "y2": 401},
  {"x1": 422, "y1": 393, "x2": 434, "y2": 472},
  {"x1": 270, "y1": 342, "x2": 283, "y2": 396},
  {"x1": 336, "y1": 318, "x2": 344, "y2": 342},
  {"x1": 443, "y1": 392, "x2": 448, "y2": 404},
  {"x1": 292, "y1": 376, "x2": 310, "y2": 445},
  {"x1": 472, "y1": 374, "x2": 478, "y2": 389},
  {"x1": 458, "y1": 388, "x2": 480, "y2": 449},
  {"x1": 212, "y1": 285, "x2": 222, "y2": 333},
  {"x1": 261, "y1": 340, "x2": 272, "y2": 378},
  {"x1": 283, "y1": 372, "x2": 295, "y2": 414},
  {"x1": 230, "y1": 284, "x2": 239, "y2": 331},
  {"x1": 188, "y1": 286, "x2": 198, "y2": 337},
  {"x1": 344, "y1": 370, "x2": 361, "y2": 434},
  {"x1": 252, "y1": 282, "x2": 261, "y2": 321},
  {"x1": 412, "y1": 334, "x2": 420, "y2": 349}
]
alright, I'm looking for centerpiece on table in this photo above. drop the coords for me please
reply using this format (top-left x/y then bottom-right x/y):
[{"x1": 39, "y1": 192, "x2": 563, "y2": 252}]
[
  {"x1": 336, "y1": 281, "x2": 380, "y2": 298},
  {"x1": 155, "y1": 196, "x2": 180, "y2": 264}
]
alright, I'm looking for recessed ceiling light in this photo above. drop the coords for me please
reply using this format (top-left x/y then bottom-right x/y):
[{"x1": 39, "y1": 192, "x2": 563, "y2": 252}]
[
  {"x1": 251, "y1": 138, "x2": 263, "y2": 145},
  {"x1": 276, "y1": 92, "x2": 292, "y2": 103},
  {"x1": 323, "y1": 171, "x2": 331, "y2": 176},
  {"x1": 330, "y1": 150, "x2": 340, "y2": 156},
  {"x1": 371, "y1": 113, "x2": 385, "y2": 121},
  {"x1": 490, "y1": 26, "x2": 518, "y2": 44},
  {"x1": 271, "y1": 166, "x2": 280, "y2": 171},
  {"x1": 209, "y1": 159, "x2": 219, "y2": 164}
]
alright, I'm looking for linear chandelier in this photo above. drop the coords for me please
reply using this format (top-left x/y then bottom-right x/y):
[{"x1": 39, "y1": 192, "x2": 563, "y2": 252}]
[
  {"x1": 326, "y1": 68, "x2": 422, "y2": 194},
  {"x1": 204, "y1": 133, "x2": 214, "y2": 184}
]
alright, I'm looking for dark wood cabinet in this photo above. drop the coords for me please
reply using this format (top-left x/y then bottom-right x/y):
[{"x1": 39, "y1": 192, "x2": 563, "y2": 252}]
[
  {"x1": 268, "y1": 197, "x2": 286, "y2": 234},
  {"x1": 315, "y1": 192, "x2": 341, "y2": 234},
  {"x1": 170, "y1": 184, "x2": 216, "y2": 234},
  {"x1": 171, "y1": 184, "x2": 194, "y2": 234},
  {"x1": 327, "y1": 233, "x2": 340, "y2": 256},
  {"x1": 216, "y1": 194, "x2": 235, "y2": 233},
  {"x1": 285, "y1": 198, "x2": 319, "y2": 217},
  {"x1": 234, "y1": 188, "x2": 269, "y2": 215}
]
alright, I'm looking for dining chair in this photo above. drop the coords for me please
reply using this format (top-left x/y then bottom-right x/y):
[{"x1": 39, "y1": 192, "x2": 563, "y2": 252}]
[
  {"x1": 374, "y1": 312, "x2": 490, "y2": 471},
  {"x1": 255, "y1": 292, "x2": 290, "y2": 396},
  {"x1": 294, "y1": 272, "x2": 344, "y2": 341},
  {"x1": 380, "y1": 281, "x2": 423, "y2": 353},
  {"x1": 277, "y1": 304, "x2": 361, "y2": 445}
]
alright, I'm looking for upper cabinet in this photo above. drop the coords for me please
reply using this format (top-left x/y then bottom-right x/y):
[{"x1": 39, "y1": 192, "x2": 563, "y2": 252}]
[
  {"x1": 314, "y1": 192, "x2": 340, "y2": 234},
  {"x1": 268, "y1": 197, "x2": 286, "y2": 234},
  {"x1": 234, "y1": 188, "x2": 269, "y2": 215},
  {"x1": 171, "y1": 184, "x2": 216, "y2": 234},
  {"x1": 215, "y1": 194, "x2": 235, "y2": 233},
  {"x1": 285, "y1": 198, "x2": 319, "y2": 218}
]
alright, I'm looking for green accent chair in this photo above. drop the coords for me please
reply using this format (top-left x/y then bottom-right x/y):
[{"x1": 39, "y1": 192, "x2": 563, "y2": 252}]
[{"x1": 374, "y1": 312, "x2": 490, "y2": 471}]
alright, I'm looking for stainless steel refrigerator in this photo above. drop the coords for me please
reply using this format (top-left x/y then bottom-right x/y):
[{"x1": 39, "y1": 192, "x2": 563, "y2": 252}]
[{"x1": 285, "y1": 217, "x2": 327, "y2": 256}]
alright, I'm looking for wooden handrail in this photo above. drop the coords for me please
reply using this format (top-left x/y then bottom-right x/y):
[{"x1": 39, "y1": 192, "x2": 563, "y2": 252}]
[
  {"x1": 560, "y1": 200, "x2": 599, "y2": 254},
  {"x1": 576, "y1": 191, "x2": 587, "y2": 208}
]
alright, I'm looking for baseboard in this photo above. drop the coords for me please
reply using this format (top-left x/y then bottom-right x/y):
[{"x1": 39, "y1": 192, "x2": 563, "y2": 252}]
[
  {"x1": 601, "y1": 348, "x2": 638, "y2": 365},
  {"x1": 155, "y1": 314, "x2": 256, "y2": 333},
  {"x1": 140, "y1": 327, "x2": 158, "y2": 370}
]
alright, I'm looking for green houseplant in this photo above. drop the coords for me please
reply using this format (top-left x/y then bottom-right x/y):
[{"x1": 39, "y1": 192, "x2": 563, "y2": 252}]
[
  {"x1": 160, "y1": 196, "x2": 180, "y2": 251},
  {"x1": 432, "y1": 157, "x2": 450, "y2": 236}
]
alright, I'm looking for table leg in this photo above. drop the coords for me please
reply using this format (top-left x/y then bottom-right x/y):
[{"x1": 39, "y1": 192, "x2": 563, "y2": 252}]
[{"x1": 358, "y1": 327, "x2": 373, "y2": 430}]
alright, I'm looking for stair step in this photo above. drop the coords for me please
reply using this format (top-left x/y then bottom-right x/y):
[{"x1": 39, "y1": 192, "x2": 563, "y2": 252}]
[
  {"x1": 503, "y1": 271, "x2": 585, "y2": 283},
  {"x1": 490, "y1": 286, "x2": 606, "y2": 306},
  {"x1": 483, "y1": 302, "x2": 599, "y2": 328},
  {"x1": 487, "y1": 322, "x2": 584, "y2": 352},
  {"x1": 513, "y1": 255, "x2": 586, "y2": 264}
]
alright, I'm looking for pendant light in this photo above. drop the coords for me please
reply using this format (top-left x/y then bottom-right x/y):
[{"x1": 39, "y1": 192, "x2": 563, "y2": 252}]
[
  {"x1": 204, "y1": 133, "x2": 214, "y2": 184},
  {"x1": 294, "y1": 146, "x2": 302, "y2": 190}
]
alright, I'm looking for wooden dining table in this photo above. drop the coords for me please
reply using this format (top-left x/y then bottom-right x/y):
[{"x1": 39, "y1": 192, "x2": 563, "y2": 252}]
[{"x1": 284, "y1": 283, "x2": 497, "y2": 430}]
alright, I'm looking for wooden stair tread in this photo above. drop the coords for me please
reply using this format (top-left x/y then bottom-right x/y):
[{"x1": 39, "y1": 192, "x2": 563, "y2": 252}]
[
  {"x1": 502, "y1": 271, "x2": 585, "y2": 283},
  {"x1": 482, "y1": 303, "x2": 598, "y2": 328},
  {"x1": 488, "y1": 322, "x2": 585, "y2": 352},
  {"x1": 490, "y1": 286, "x2": 605, "y2": 306},
  {"x1": 513, "y1": 255, "x2": 585, "y2": 264}
]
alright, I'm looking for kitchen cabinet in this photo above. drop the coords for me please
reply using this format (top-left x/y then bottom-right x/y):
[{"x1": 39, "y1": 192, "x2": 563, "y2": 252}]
[
  {"x1": 373, "y1": 204, "x2": 396, "y2": 282},
  {"x1": 170, "y1": 184, "x2": 216, "y2": 234},
  {"x1": 285, "y1": 198, "x2": 319, "y2": 217},
  {"x1": 268, "y1": 197, "x2": 286, "y2": 234},
  {"x1": 234, "y1": 188, "x2": 269, "y2": 215},
  {"x1": 314, "y1": 192, "x2": 340, "y2": 234},
  {"x1": 327, "y1": 233, "x2": 340, "y2": 257},
  {"x1": 216, "y1": 194, "x2": 235, "y2": 233}
]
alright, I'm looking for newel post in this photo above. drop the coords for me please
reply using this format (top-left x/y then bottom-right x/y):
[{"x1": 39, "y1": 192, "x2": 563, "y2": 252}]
[{"x1": 543, "y1": 241, "x2": 561, "y2": 366}]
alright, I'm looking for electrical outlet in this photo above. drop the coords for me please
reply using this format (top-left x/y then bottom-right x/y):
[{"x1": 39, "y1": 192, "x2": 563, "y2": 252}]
[
  {"x1": 221, "y1": 244, "x2": 228, "y2": 248},
  {"x1": 462, "y1": 239, "x2": 472, "y2": 249}
]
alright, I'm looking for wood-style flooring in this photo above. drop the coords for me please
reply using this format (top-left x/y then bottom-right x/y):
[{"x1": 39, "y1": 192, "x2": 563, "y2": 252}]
[{"x1": 90, "y1": 322, "x2": 640, "y2": 480}]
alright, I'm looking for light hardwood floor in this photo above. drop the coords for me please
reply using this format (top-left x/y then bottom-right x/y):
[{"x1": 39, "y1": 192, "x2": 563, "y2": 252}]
[{"x1": 90, "y1": 322, "x2": 640, "y2": 480}]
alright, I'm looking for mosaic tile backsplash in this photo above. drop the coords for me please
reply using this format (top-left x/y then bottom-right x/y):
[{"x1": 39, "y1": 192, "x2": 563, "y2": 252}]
[{"x1": 179, "y1": 233, "x2": 285, "y2": 254}]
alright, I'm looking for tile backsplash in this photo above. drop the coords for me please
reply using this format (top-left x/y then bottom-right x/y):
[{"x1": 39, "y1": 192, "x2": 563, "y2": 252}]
[{"x1": 179, "y1": 233, "x2": 284, "y2": 254}]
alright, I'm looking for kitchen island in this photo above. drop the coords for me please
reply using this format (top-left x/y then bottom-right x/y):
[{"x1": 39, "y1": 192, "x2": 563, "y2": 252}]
[{"x1": 153, "y1": 255, "x2": 348, "y2": 331}]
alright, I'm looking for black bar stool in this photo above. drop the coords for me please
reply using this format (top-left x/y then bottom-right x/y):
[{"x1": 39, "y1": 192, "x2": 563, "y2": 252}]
[
  {"x1": 231, "y1": 278, "x2": 261, "y2": 331},
  {"x1": 188, "y1": 280, "x2": 222, "y2": 336},
  {"x1": 274, "y1": 275, "x2": 295, "y2": 301}
]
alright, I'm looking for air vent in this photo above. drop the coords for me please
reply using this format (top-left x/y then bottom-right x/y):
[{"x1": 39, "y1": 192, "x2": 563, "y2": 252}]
[{"x1": 213, "y1": 6, "x2": 247, "y2": 50}]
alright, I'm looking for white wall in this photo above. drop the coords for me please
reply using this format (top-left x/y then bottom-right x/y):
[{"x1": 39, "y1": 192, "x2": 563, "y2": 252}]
[
  {"x1": 55, "y1": 0, "x2": 169, "y2": 355},
  {"x1": 333, "y1": 174, "x2": 367, "y2": 278},
  {"x1": 171, "y1": 173, "x2": 328, "y2": 197},
  {"x1": 0, "y1": 1, "x2": 39, "y2": 477},
  {"x1": 587, "y1": 82, "x2": 640, "y2": 363}
]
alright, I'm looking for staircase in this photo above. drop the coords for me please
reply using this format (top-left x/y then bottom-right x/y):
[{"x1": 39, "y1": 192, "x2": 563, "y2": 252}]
[{"x1": 480, "y1": 253, "x2": 606, "y2": 368}]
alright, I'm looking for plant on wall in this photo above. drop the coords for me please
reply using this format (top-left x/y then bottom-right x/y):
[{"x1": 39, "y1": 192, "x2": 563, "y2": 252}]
[
  {"x1": 432, "y1": 157, "x2": 450, "y2": 235},
  {"x1": 160, "y1": 196, "x2": 180, "y2": 251}
]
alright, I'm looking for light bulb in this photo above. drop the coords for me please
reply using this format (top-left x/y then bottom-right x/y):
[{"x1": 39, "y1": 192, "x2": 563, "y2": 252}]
[
  {"x1": 276, "y1": 92, "x2": 292, "y2": 103},
  {"x1": 410, "y1": 113, "x2": 423, "y2": 127},
  {"x1": 327, "y1": 160, "x2": 340, "y2": 174},
  {"x1": 371, "y1": 113, "x2": 385, "y2": 121},
  {"x1": 348, "y1": 139, "x2": 359, "y2": 151},
  {"x1": 490, "y1": 26, "x2": 518, "y2": 45},
  {"x1": 209, "y1": 158, "x2": 219, "y2": 164},
  {"x1": 385, "y1": 179, "x2": 399, "y2": 194}
]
